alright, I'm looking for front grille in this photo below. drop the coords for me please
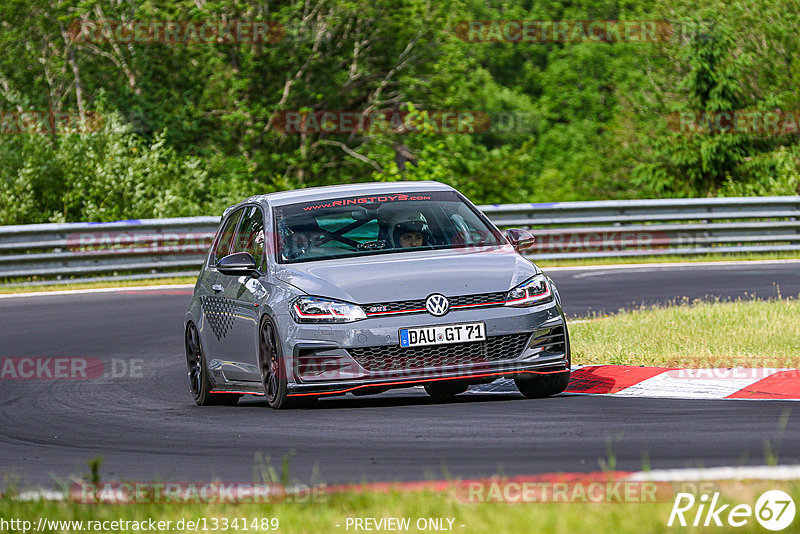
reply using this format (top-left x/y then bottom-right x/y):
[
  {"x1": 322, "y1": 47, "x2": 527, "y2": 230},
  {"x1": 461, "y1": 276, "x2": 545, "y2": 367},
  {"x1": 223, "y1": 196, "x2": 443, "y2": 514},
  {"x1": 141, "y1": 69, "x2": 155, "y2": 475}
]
[
  {"x1": 363, "y1": 291, "x2": 507, "y2": 316},
  {"x1": 348, "y1": 332, "x2": 531, "y2": 372},
  {"x1": 450, "y1": 292, "x2": 507, "y2": 307},
  {"x1": 364, "y1": 299, "x2": 426, "y2": 314}
]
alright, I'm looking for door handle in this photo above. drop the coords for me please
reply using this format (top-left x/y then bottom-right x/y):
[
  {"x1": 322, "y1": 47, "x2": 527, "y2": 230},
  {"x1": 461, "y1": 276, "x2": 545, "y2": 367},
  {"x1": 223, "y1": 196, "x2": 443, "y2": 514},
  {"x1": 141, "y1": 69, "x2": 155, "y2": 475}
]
[{"x1": 212, "y1": 284, "x2": 223, "y2": 293}]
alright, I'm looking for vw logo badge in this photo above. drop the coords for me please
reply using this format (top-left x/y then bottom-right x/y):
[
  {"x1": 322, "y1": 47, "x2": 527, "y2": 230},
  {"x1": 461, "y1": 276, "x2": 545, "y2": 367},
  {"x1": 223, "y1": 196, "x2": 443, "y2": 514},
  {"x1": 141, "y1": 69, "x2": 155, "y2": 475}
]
[{"x1": 425, "y1": 294, "x2": 450, "y2": 316}]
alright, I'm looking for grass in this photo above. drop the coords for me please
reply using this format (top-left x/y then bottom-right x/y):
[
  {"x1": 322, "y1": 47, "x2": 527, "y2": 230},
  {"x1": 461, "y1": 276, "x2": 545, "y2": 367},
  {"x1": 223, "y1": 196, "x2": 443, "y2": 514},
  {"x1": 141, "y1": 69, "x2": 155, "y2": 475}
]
[
  {"x1": 570, "y1": 296, "x2": 800, "y2": 368},
  {"x1": 0, "y1": 277, "x2": 196, "y2": 294},
  {"x1": 2, "y1": 482, "x2": 799, "y2": 533},
  {"x1": 534, "y1": 251, "x2": 800, "y2": 268}
]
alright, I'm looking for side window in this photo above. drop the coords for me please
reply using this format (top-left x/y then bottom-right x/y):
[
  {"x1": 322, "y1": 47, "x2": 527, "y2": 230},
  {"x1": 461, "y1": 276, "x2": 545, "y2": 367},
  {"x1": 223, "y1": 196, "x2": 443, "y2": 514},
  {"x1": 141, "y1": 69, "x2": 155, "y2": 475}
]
[
  {"x1": 233, "y1": 205, "x2": 266, "y2": 268},
  {"x1": 446, "y1": 204, "x2": 498, "y2": 246},
  {"x1": 212, "y1": 209, "x2": 243, "y2": 264}
]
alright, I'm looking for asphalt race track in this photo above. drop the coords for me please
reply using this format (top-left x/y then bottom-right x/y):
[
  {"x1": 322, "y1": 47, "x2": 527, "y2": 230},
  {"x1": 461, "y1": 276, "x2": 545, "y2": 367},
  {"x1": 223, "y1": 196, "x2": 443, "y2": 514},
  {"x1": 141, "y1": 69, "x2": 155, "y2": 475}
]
[{"x1": 1, "y1": 262, "x2": 798, "y2": 488}]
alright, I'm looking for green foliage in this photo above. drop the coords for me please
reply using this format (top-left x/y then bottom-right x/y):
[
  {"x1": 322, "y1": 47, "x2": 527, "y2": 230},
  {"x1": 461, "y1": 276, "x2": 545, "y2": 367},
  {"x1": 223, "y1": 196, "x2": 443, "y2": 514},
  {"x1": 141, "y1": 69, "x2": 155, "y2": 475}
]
[
  {"x1": 0, "y1": 0, "x2": 798, "y2": 224},
  {"x1": 632, "y1": 0, "x2": 800, "y2": 196},
  {"x1": 0, "y1": 113, "x2": 210, "y2": 224}
]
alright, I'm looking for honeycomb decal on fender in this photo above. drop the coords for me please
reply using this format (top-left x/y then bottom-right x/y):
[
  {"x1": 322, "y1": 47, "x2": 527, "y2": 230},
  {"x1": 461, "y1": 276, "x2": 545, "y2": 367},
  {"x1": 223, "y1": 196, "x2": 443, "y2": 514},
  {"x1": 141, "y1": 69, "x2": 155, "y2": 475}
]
[{"x1": 201, "y1": 295, "x2": 236, "y2": 341}]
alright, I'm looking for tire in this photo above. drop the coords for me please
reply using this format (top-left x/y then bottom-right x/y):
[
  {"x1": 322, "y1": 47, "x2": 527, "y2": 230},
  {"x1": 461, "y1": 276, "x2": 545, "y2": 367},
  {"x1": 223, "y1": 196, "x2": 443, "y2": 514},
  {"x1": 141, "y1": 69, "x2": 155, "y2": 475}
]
[
  {"x1": 514, "y1": 370, "x2": 570, "y2": 399},
  {"x1": 185, "y1": 323, "x2": 239, "y2": 406},
  {"x1": 424, "y1": 381, "x2": 469, "y2": 399},
  {"x1": 259, "y1": 317, "x2": 302, "y2": 409},
  {"x1": 515, "y1": 322, "x2": 571, "y2": 399}
]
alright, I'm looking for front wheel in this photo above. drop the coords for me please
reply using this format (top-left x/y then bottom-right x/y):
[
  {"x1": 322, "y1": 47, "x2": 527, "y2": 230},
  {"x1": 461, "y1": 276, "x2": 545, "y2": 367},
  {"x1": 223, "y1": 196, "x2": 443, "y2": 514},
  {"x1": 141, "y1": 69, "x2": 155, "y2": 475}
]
[
  {"x1": 259, "y1": 318, "x2": 295, "y2": 409},
  {"x1": 514, "y1": 370, "x2": 570, "y2": 399}
]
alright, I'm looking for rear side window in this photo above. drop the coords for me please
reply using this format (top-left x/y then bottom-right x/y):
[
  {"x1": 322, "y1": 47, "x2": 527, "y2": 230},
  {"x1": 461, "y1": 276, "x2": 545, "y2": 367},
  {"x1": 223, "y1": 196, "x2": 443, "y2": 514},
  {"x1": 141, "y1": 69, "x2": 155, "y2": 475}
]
[
  {"x1": 212, "y1": 209, "x2": 243, "y2": 264},
  {"x1": 232, "y1": 205, "x2": 266, "y2": 269}
]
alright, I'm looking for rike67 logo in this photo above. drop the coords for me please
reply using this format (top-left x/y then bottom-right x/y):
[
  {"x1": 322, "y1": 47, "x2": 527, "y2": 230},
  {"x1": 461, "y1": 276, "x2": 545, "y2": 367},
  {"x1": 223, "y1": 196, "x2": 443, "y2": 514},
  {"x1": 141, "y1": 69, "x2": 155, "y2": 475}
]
[{"x1": 668, "y1": 490, "x2": 795, "y2": 531}]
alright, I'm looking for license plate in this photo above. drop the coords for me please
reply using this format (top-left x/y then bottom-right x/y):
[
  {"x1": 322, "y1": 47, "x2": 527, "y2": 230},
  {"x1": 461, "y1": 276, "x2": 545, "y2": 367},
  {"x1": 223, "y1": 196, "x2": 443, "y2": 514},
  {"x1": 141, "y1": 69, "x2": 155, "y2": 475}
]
[{"x1": 399, "y1": 322, "x2": 486, "y2": 348}]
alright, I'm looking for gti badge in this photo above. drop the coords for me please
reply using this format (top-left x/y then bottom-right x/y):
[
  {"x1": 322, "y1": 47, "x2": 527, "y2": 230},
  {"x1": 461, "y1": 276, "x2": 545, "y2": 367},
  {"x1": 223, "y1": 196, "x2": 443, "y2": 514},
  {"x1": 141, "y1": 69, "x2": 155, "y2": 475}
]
[{"x1": 425, "y1": 294, "x2": 450, "y2": 316}]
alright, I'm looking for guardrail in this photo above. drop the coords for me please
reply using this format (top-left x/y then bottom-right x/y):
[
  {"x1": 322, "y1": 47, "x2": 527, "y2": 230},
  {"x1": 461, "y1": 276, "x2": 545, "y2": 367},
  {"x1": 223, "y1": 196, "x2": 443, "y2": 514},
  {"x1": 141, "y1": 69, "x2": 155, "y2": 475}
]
[
  {"x1": 1, "y1": 196, "x2": 798, "y2": 281},
  {"x1": 0, "y1": 217, "x2": 219, "y2": 280},
  {"x1": 484, "y1": 196, "x2": 800, "y2": 260}
]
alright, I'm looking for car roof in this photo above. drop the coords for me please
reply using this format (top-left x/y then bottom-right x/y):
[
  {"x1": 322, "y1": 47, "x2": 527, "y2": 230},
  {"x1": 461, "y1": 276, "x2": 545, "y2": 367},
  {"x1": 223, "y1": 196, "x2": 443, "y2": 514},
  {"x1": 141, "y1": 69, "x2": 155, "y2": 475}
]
[{"x1": 228, "y1": 181, "x2": 457, "y2": 214}]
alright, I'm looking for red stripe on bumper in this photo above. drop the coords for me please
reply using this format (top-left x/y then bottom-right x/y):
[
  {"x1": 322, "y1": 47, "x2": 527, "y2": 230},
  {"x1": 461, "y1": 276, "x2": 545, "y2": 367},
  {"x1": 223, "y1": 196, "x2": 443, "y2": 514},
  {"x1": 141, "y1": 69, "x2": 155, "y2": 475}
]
[{"x1": 287, "y1": 368, "x2": 568, "y2": 397}]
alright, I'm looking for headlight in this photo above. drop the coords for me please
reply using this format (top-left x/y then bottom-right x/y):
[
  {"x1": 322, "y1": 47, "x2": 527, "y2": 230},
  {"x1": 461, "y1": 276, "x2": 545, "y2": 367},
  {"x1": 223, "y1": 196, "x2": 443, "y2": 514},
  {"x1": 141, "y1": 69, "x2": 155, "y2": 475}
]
[
  {"x1": 505, "y1": 274, "x2": 553, "y2": 307},
  {"x1": 291, "y1": 296, "x2": 367, "y2": 323}
]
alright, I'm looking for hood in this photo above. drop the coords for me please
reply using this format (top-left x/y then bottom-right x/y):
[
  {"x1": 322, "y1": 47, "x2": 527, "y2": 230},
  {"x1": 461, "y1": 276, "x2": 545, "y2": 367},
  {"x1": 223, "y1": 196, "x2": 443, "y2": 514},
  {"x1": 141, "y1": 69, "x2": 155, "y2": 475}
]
[{"x1": 274, "y1": 246, "x2": 539, "y2": 303}]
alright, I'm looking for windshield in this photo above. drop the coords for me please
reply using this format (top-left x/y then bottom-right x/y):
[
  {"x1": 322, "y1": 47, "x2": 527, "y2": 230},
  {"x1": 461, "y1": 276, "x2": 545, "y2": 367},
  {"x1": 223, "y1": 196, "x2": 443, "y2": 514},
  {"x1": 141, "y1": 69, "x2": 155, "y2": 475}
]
[{"x1": 273, "y1": 191, "x2": 504, "y2": 263}]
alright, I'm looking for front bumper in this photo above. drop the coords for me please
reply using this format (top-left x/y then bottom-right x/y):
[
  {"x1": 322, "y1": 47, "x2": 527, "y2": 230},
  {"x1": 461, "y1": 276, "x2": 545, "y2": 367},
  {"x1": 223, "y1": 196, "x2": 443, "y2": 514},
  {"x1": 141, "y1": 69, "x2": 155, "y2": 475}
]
[
  {"x1": 280, "y1": 301, "x2": 570, "y2": 397},
  {"x1": 286, "y1": 363, "x2": 570, "y2": 397}
]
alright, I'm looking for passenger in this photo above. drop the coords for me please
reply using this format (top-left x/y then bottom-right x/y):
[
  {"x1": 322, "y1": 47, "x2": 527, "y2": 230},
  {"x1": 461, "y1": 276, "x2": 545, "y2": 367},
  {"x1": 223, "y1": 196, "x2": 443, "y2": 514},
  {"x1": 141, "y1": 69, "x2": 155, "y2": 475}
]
[{"x1": 284, "y1": 220, "x2": 325, "y2": 260}]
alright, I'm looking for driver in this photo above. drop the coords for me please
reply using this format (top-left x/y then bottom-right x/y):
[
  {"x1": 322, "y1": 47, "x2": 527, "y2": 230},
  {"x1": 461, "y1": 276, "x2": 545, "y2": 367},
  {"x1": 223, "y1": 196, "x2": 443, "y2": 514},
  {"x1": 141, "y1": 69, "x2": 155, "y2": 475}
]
[
  {"x1": 397, "y1": 227, "x2": 423, "y2": 248},
  {"x1": 388, "y1": 211, "x2": 431, "y2": 249}
]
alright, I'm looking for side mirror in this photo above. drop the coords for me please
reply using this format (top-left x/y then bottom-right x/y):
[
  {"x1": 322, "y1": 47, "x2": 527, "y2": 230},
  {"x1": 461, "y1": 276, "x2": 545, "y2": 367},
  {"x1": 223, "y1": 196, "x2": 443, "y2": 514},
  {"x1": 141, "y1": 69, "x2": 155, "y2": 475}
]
[
  {"x1": 505, "y1": 228, "x2": 536, "y2": 252},
  {"x1": 216, "y1": 252, "x2": 258, "y2": 277}
]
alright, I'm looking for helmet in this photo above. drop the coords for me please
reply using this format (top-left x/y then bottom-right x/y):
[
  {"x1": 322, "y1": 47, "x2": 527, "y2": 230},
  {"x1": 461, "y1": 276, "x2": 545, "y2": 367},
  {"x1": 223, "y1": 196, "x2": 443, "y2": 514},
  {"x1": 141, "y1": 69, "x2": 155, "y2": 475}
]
[{"x1": 387, "y1": 211, "x2": 429, "y2": 247}]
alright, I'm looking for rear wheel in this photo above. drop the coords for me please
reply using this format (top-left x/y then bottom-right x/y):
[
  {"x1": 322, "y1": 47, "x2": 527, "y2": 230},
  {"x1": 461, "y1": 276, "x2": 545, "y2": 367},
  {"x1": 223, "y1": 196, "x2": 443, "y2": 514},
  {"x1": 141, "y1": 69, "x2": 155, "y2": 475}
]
[
  {"x1": 185, "y1": 323, "x2": 239, "y2": 406},
  {"x1": 514, "y1": 370, "x2": 570, "y2": 399},
  {"x1": 424, "y1": 381, "x2": 469, "y2": 399}
]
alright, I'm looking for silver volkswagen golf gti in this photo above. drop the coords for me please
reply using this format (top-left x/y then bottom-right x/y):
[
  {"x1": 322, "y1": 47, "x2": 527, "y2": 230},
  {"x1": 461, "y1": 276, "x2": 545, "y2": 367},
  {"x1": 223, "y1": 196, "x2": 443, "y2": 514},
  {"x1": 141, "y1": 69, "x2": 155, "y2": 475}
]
[{"x1": 184, "y1": 181, "x2": 570, "y2": 408}]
